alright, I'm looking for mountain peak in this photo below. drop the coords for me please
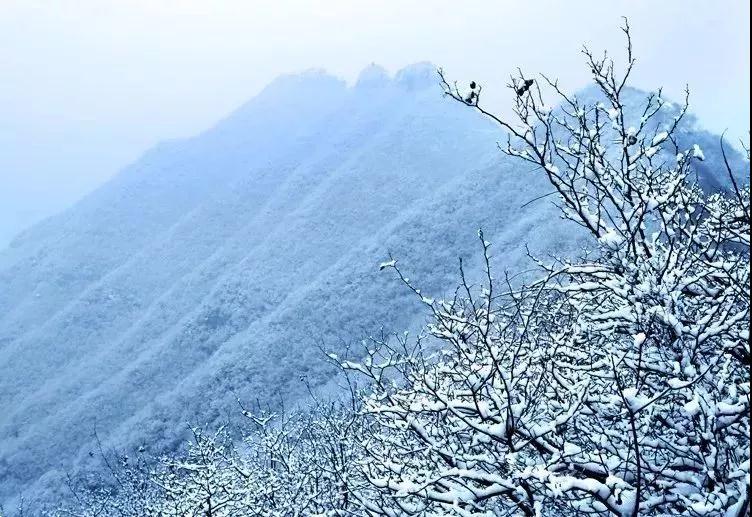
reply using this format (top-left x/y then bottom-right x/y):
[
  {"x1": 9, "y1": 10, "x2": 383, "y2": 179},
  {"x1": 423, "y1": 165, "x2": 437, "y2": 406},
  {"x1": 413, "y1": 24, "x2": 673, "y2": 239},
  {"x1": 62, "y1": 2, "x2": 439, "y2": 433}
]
[
  {"x1": 261, "y1": 68, "x2": 346, "y2": 94},
  {"x1": 394, "y1": 62, "x2": 438, "y2": 90},
  {"x1": 355, "y1": 63, "x2": 391, "y2": 89}
]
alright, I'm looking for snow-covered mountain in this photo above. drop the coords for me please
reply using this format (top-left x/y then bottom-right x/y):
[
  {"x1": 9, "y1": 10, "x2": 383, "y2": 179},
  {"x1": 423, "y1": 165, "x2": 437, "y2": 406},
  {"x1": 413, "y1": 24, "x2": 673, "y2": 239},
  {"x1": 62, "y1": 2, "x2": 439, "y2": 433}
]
[{"x1": 0, "y1": 63, "x2": 744, "y2": 507}]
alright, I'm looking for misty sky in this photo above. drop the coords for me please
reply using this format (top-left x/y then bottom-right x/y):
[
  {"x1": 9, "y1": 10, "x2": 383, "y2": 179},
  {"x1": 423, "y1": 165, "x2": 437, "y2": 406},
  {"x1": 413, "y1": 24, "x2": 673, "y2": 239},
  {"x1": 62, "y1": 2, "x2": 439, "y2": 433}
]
[{"x1": 1, "y1": 1, "x2": 749, "y2": 247}]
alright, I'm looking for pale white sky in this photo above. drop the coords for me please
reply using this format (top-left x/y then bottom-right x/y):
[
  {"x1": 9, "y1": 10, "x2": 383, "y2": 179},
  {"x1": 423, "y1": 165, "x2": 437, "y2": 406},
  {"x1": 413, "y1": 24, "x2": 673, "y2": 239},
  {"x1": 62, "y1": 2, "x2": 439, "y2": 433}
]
[{"x1": 0, "y1": 1, "x2": 749, "y2": 246}]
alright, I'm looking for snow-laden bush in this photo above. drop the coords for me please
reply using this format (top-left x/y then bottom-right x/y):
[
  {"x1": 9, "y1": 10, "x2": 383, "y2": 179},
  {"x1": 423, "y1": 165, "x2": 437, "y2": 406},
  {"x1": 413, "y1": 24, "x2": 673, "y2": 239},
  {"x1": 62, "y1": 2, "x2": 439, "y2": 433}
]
[{"x1": 50, "y1": 401, "x2": 364, "y2": 516}]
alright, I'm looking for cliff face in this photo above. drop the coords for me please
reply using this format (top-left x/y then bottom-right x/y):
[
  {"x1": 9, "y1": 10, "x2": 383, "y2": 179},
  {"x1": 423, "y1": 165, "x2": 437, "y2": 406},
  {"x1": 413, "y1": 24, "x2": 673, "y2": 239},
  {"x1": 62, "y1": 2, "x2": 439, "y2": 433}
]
[{"x1": 0, "y1": 64, "x2": 743, "y2": 506}]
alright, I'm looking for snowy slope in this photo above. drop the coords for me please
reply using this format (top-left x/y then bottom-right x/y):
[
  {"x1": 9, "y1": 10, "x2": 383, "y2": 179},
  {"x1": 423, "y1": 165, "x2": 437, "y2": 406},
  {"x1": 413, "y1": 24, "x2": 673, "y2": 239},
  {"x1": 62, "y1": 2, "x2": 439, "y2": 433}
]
[{"x1": 0, "y1": 64, "x2": 745, "y2": 507}]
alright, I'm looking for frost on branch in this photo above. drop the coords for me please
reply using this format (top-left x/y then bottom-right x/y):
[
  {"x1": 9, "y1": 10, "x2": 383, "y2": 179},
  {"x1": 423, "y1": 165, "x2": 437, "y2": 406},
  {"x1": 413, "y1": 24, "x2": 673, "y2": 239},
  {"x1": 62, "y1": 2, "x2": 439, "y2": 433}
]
[
  {"x1": 51, "y1": 402, "x2": 368, "y2": 516},
  {"x1": 345, "y1": 19, "x2": 750, "y2": 516}
]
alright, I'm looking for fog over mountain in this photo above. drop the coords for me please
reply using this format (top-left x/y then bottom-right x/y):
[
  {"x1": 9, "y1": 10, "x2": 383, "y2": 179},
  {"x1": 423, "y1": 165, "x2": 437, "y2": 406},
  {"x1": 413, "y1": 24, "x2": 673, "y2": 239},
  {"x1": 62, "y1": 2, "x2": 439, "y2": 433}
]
[{"x1": 0, "y1": 63, "x2": 745, "y2": 507}]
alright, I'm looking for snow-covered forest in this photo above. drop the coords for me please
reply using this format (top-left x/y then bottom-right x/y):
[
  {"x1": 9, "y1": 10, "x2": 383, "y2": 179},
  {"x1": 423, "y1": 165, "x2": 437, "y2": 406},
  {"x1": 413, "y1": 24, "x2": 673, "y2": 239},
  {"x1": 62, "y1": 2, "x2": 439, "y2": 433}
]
[{"x1": 1, "y1": 22, "x2": 745, "y2": 516}]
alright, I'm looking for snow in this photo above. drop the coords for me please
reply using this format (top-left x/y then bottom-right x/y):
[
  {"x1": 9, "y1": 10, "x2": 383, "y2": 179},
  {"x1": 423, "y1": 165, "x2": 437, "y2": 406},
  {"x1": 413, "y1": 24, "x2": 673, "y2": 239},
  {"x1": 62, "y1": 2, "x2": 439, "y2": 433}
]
[
  {"x1": 683, "y1": 396, "x2": 701, "y2": 416},
  {"x1": 598, "y1": 229, "x2": 624, "y2": 249},
  {"x1": 378, "y1": 259, "x2": 397, "y2": 270},
  {"x1": 652, "y1": 131, "x2": 669, "y2": 146}
]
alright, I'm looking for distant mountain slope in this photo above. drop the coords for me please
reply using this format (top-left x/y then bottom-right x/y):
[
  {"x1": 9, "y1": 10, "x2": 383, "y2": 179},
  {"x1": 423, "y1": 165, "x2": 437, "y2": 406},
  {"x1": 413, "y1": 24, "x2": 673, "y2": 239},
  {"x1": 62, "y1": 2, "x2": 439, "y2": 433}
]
[{"x1": 0, "y1": 64, "x2": 745, "y2": 507}]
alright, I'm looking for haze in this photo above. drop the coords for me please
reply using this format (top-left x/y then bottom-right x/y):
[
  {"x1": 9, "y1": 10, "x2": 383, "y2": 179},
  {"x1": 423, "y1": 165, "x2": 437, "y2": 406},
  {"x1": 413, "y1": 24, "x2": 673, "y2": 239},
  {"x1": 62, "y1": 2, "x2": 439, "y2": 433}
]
[{"x1": 1, "y1": 0, "x2": 749, "y2": 247}]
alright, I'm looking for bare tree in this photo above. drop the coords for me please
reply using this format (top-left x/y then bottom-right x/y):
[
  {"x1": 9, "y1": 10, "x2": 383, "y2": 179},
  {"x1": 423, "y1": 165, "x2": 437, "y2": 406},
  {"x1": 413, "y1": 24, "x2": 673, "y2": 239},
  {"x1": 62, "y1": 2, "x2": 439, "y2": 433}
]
[
  {"x1": 337, "y1": 19, "x2": 750, "y2": 516},
  {"x1": 235, "y1": 398, "x2": 366, "y2": 515},
  {"x1": 47, "y1": 440, "x2": 161, "y2": 517}
]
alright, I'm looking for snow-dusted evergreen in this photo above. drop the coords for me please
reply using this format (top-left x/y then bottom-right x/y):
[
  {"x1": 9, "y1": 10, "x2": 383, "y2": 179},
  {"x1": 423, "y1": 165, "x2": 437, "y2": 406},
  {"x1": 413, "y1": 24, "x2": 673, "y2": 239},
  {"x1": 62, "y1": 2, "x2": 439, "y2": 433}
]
[{"x1": 39, "y1": 24, "x2": 750, "y2": 517}]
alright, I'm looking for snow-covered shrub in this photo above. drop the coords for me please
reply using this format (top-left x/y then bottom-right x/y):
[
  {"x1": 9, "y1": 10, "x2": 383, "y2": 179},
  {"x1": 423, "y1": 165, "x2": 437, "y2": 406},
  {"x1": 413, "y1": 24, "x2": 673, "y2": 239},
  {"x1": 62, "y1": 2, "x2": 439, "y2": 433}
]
[
  {"x1": 46, "y1": 447, "x2": 159, "y2": 517},
  {"x1": 51, "y1": 401, "x2": 364, "y2": 516}
]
